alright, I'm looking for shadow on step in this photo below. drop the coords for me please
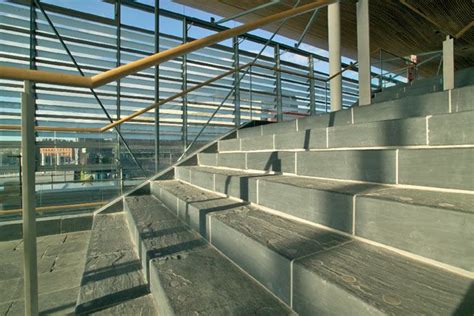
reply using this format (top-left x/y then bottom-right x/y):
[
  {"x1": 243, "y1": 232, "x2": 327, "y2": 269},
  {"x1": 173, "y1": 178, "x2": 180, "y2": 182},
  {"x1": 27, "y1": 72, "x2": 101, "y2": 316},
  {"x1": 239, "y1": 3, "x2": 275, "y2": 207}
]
[
  {"x1": 76, "y1": 257, "x2": 149, "y2": 315},
  {"x1": 81, "y1": 259, "x2": 143, "y2": 284},
  {"x1": 76, "y1": 285, "x2": 149, "y2": 315},
  {"x1": 455, "y1": 282, "x2": 474, "y2": 315},
  {"x1": 147, "y1": 238, "x2": 207, "y2": 260}
]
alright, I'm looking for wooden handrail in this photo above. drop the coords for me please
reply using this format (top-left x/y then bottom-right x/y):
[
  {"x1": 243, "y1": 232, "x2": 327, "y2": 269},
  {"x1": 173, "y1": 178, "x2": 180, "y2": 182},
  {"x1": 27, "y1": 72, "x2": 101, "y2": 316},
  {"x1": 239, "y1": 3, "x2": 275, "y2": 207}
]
[
  {"x1": 0, "y1": 0, "x2": 335, "y2": 88},
  {"x1": 101, "y1": 62, "x2": 253, "y2": 131},
  {"x1": 0, "y1": 59, "x2": 340, "y2": 133},
  {"x1": 0, "y1": 125, "x2": 101, "y2": 133},
  {"x1": 0, "y1": 202, "x2": 105, "y2": 215}
]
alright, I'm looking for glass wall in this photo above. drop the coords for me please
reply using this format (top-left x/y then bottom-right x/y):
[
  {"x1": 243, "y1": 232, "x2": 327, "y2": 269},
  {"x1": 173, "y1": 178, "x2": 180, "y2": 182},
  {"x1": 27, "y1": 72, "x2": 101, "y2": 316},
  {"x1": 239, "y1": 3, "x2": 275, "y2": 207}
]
[{"x1": 0, "y1": 0, "x2": 403, "y2": 218}]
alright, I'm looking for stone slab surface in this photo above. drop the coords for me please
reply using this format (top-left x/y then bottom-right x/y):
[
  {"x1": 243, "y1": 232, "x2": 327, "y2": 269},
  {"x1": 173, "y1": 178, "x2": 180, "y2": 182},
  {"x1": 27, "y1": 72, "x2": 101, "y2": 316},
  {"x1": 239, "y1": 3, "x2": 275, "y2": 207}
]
[
  {"x1": 241, "y1": 134, "x2": 274, "y2": 151},
  {"x1": 398, "y1": 148, "x2": 474, "y2": 190},
  {"x1": 353, "y1": 91, "x2": 449, "y2": 124},
  {"x1": 151, "y1": 180, "x2": 473, "y2": 315},
  {"x1": 76, "y1": 213, "x2": 156, "y2": 315},
  {"x1": 172, "y1": 166, "x2": 474, "y2": 272},
  {"x1": 328, "y1": 117, "x2": 426, "y2": 148},
  {"x1": 297, "y1": 108, "x2": 352, "y2": 131},
  {"x1": 261, "y1": 120, "x2": 297, "y2": 135},
  {"x1": 210, "y1": 205, "x2": 350, "y2": 304},
  {"x1": 237, "y1": 125, "x2": 262, "y2": 138},
  {"x1": 356, "y1": 188, "x2": 474, "y2": 271},
  {"x1": 124, "y1": 194, "x2": 293, "y2": 315},
  {"x1": 152, "y1": 179, "x2": 249, "y2": 238},
  {"x1": 429, "y1": 110, "x2": 474, "y2": 145},
  {"x1": 247, "y1": 151, "x2": 296, "y2": 173},
  {"x1": 275, "y1": 129, "x2": 326, "y2": 150},
  {"x1": 452, "y1": 85, "x2": 474, "y2": 113},
  {"x1": 218, "y1": 138, "x2": 240, "y2": 152},
  {"x1": 0, "y1": 231, "x2": 91, "y2": 315},
  {"x1": 293, "y1": 241, "x2": 474, "y2": 315},
  {"x1": 297, "y1": 149, "x2": 397, "y2": 183}
]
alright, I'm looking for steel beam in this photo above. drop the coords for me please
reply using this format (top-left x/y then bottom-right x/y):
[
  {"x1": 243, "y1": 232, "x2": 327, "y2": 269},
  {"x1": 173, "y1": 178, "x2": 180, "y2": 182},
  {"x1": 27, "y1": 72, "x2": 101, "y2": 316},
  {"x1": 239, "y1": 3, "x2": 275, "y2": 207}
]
[
  {"x1": 154, "y1": 0, "x2": 160, "y2": 173},
  {"x1": 233, "y1": 37, "x2": 241, "y2": 127},
  {"x1": 308, "y1": 55, "x2": 316, "y2": 115},
  {"x1": 357, "y1": 0, "x2": 371, "y2": 106},
  {"x1": 22, "y1": 80, "x2": 38, "y2": 316},
  {"x1": 328, "y1": 2, "x2": 342, "y2": 111},
  {"x1": 443, "y1": 36, "x2": 454, "y2": 91},
  {"x1": 275, "y1": 44, "x2": 283, "y2": 121},
  {"x1": 182, "y1": 17, "x2": 188, "y2": 150}
]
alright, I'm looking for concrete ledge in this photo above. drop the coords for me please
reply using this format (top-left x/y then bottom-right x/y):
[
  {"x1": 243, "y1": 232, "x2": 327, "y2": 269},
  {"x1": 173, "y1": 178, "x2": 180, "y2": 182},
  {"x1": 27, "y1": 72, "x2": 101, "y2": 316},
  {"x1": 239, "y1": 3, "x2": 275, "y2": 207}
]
[
  {"x1": 356, "y1": 191, "x2": 474, "y2": 272},
  {"x1": 0, "y1": 214, "x2": 93, "y2": 241},
  {"x1": 399, "y1": 148, "x2": 474, "y2": 190},
  {"x1": 297, "y1": 150, "x2": 397, "y2": 183},
  {"x1": 123, "y1": 194, "x2": 292, "y2": 314}
]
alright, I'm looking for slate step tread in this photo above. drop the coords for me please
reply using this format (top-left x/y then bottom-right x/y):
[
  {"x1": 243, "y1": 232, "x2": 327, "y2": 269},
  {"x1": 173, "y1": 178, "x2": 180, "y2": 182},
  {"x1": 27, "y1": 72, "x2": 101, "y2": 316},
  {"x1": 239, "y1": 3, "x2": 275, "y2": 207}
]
[
  {"x1": 91, "y1": 295, "x2": 156, "y2": 315},
  {"x1": 178, "y1": 166, "x2": 474, "y2": 213},
  {"x1": 152, "y1": 180, "x2": 474, "y2": 315},
  {"x1": 123, "y1": 195, "x2": 294, "y2": 315},
  {"x1": 76, "y1": 213, "x2": 156, "y2": 315}
]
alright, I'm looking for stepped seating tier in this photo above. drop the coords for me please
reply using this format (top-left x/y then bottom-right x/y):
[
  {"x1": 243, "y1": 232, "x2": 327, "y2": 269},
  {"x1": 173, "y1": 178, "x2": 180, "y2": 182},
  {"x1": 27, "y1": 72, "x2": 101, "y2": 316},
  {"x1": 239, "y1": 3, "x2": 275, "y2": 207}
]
[{"x1": 77, "y1": 80, "x2": 474, "y2": 315}]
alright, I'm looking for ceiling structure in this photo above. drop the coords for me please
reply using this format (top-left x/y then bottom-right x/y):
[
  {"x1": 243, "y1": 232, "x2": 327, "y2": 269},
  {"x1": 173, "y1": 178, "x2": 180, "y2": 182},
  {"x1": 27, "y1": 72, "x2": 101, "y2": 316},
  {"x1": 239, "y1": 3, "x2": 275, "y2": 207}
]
[{"x1": 175, "y1": 0, "x2": 474, "y2": 75}]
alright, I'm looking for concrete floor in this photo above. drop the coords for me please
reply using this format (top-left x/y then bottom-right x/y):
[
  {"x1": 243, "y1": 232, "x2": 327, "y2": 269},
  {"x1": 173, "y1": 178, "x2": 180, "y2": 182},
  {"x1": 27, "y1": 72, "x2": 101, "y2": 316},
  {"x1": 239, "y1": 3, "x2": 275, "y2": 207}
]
[{"x1": 0, "y1": 231, "x2": 90, "y2": 315}]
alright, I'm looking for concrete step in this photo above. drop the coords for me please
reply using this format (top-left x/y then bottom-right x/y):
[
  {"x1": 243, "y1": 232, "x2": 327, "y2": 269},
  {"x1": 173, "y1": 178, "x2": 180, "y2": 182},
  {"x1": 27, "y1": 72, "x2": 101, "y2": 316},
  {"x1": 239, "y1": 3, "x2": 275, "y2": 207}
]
[
  {"x1": 235, "y1": 84, "x2": 472, "y2": 140},
  {"x1": 220, "y1": 111, "x2": 474, "y2": 151},
  {"x1": 75, "y1": 213, "x2": 157, "y2": 315},
  {"x1": 198, "y1": 147, "x2": 474, "y2": 191},
  {"x1": 174, "y1": 166, "x2": 474, "y2": 272},
  {"x1": 123, "y1": 195, "x2": 293, "y2": 315},
  {"x1": 373, "y1": 68, "x2": 474, "y2": 104},
  {"x1": 150, "y1": 179, "x2": 474, "y2": 315}
]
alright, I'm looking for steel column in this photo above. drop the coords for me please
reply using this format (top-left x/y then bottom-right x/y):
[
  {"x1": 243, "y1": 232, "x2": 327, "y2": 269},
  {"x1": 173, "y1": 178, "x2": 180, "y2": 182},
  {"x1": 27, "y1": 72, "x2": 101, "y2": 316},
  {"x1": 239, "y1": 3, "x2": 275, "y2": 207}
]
[
  {"x1": 328, "y1": 2, "x2": 342, "y2": 111},
  {"x1": 275, "y1": 44, "x2": 283, "y2": 121},
  {"x1": 233, "y1": 37, "x2": 241, "y2": 127},
  {"x1": 22, "y1": 80, "x2": 38, "y2": 316},
  {"x1": 182, "y1": 17, "x2": 188, "y2": 149},
  {"x1": 308, "y1": 54, "x2": 316, "y2": 115},
  {"x1": 154, "y1": 0, "x2": 160, "y2": 173},
  {"x1": 356, "y1": 0, "x2": 371, "y2": 105},
  {"x1": 443, "y1": 35, "x2": 454, "y2": 90},
  {"x1": 115, "y1": 0, "x2": 124, "y2": 191}
]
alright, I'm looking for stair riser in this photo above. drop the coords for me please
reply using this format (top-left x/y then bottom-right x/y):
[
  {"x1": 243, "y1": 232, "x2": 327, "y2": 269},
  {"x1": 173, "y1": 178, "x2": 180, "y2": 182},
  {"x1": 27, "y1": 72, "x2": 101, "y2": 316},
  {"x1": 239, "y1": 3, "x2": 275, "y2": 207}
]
[
  {"x1": 199, "y1": 147, "x2": 474, "y2": 190},
  {"x1": 223, "y1": 110, "x2": 474, "y2": 151},
  {"x1": 175, "y1": 167, "x2": 474, "y2": 272},
  {"x1": 356, "y1": 197, "x2": 474, "y2": 272},
  {"x1": 210, "y1": 217, "x2": 292, "y2": 304},
  {"x1": 236, "y1": 85, "x2": 472, "y2": 141},
  {"x1": 150, "y1": 182, "x2": 294, "y2": 306},
  {"x1": 293, "y1": 264, "x2": 382, "y2": 315}
]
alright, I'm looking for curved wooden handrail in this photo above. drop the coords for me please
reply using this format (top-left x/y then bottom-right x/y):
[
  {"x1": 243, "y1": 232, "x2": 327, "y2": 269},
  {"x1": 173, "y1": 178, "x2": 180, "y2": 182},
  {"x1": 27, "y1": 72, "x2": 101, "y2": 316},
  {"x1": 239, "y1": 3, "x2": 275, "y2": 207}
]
[
  {"x1": 0, "y1": 0, "x2": 335, "y2": 88},
  {"x1": 0, "y1": 61, "x2": 320, "y2": 133}
]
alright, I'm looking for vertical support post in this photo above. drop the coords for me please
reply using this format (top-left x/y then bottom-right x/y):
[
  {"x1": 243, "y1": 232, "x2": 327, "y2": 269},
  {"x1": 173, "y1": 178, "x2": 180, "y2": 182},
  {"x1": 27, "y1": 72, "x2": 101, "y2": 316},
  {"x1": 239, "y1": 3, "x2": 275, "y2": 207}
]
[
  {"x1": 357, "y1": 0, "x2": 371, "y2": 106},
  {"x1": 233, "y1": 37, "x2": 241, "y2": 127},
  {"x1": 308, "y1": 54, "x2": 316, "y2": 115},
  {"x1": 379, "y1": 49, "x2": 383, "y2": 90},
  {"x1": 22, "y1": 80, "x2": 38, "y2": 316},
  {"x1": 30, "y1": 0, "x2": 36, "y2": 71},
  {"x1": 182, "y1": 17, "x2": 188, "y2": 150},
  {"x1": 154, "y1": 0, "x2": 160, "y2": 173},
  {"x1": 328, "y1": 1, "x2": 342, "y2": 111},
  {"x1": 249, "y1": 66, "x2": 253, "y2": 121},
  {"x1": 443, "y1": 35, "x2": 454, "y2": 91},
  {"x1": 275, "y1": 44, "x2": 283, "y2": 121},
  {"x1": 324, "y1": 81, "x2": 328, "y2": 112},
  {"x1": 115, "y1": 0, "x2": 123, "y2": 191}
]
